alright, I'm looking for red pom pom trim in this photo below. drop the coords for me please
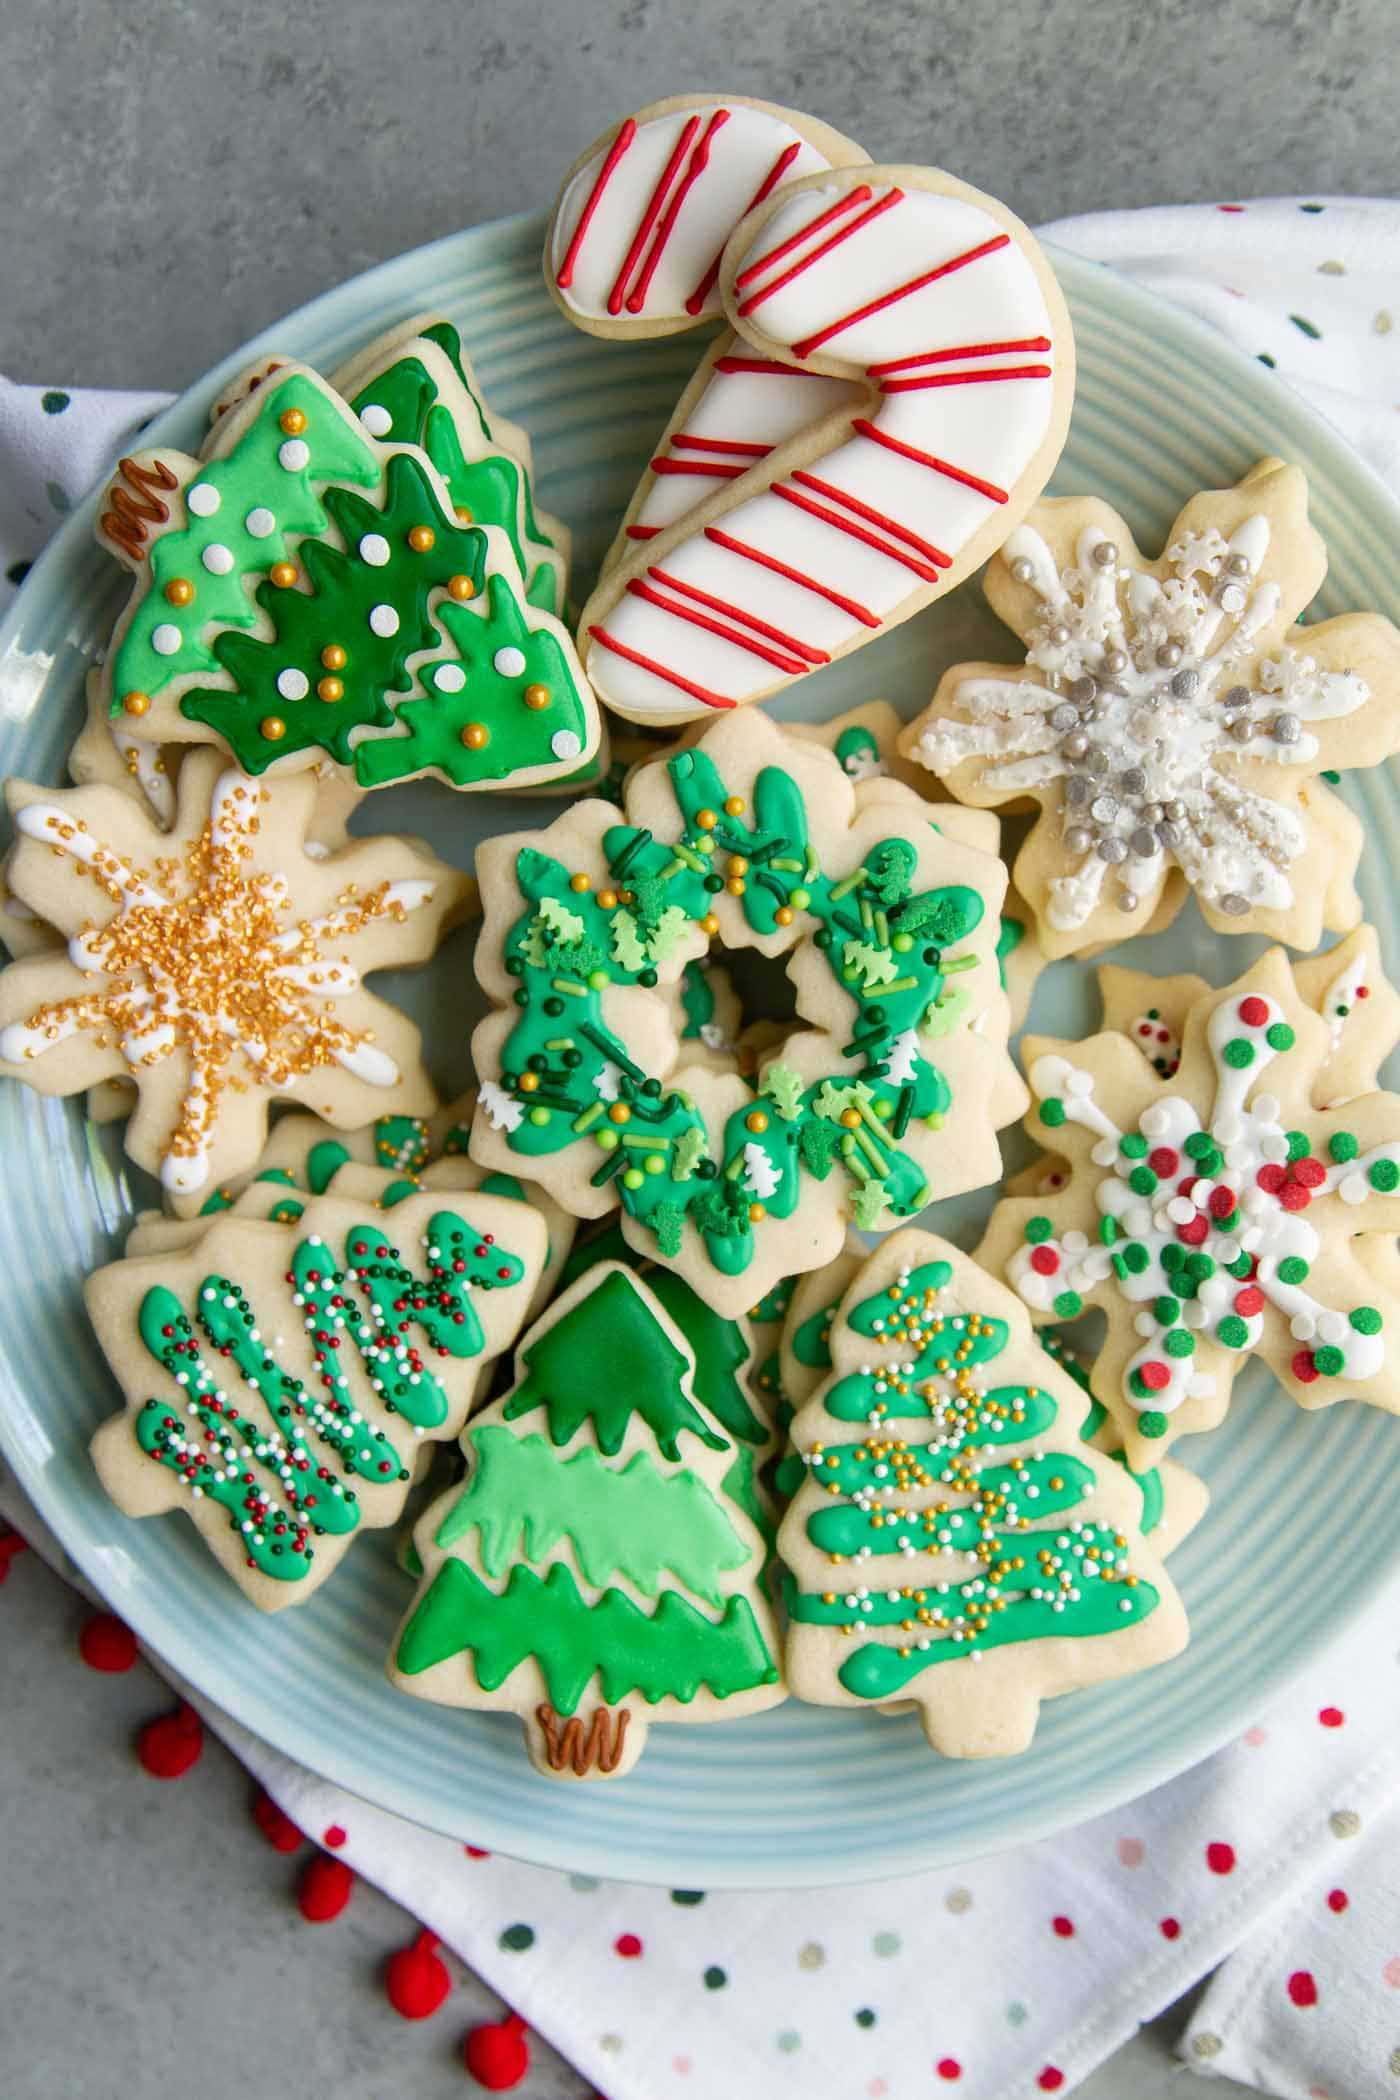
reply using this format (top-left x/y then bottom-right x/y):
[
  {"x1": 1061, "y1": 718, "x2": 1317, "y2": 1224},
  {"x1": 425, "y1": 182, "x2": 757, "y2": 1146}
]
[
  {"x1": 252, "y1": 1789, "x2": 302, "y2": 1853},
  {"x1": 137, "y1": 1702, "x2": 203, "y2": 1779},
  {"x1": 79, "y1": 1611, "x2": 138, "y2": 1673},
  {"x1": 298, "y1": 1853, "x2": 354, "y2": 1923},
  {"x1": 385, "y1": 1929, "x2": 451, "y2": 2020},
  {"x1": 464, "y1": 2013, "x2": 530, "y2": 2091}
]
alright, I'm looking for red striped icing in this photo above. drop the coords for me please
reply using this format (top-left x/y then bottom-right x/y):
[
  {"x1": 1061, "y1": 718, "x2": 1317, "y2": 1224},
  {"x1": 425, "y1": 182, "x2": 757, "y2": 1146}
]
[
  {"x1": 734, "y1": 185, "x2": 873, "y2": 289},
  {"x1": 588, "y1": 624, "x2": 735, "y2": 709},
  {"x1": 626, "y1": 108, "x2": 731, "y2": 314},
  {"x1": 771, "y1": 482, "x2": 942, "y2": 582},
  {"x1": 606, "y1": 116, "x2": 701, "y2": 316},
  {"x1": 555, "y1": 118, "x2": 637, "y2": 289},
  {"x1": 790, "y1": 232, "x2": 1012, "y2": 358},
  {"x1": 704, "y1": 525, "x2": 880, "y2": 626},
  {"x1": 670, "y1": 434, "x2": 772, "y2": 456},
  {"x1": 712, "y1": 355, "x2": 835, "y2": 377},
  {"x1": 738, "y1": 189, "x2": 903, "y2": 318},
  {"x1": 625, "y1": 578, "x2": 809, "y2": 674},
  {"x1": 649, "y1": 457, "x2": 748, "y2": 479},
  {"x1": 625, "y1": 524, "x2": 662, "y2": 539},
  {"x1": 685, "y1": 138, "x2": 803, "y2": 314},
  {"x1": 646, "y1": 565, "x2": 829, "y2": 663},
  {"x1": 880, "y1": 363, "x2": 1052, "y2": 393},
  {"x1": 790, "y1": 468, "x2": 950, "y2": 566},
  {"x1": 870, "y1": 334, "x2": 1051, "y2": 376},
  {"x1": 849, "y1": 417, "x2": 1010, "y2": 503}
]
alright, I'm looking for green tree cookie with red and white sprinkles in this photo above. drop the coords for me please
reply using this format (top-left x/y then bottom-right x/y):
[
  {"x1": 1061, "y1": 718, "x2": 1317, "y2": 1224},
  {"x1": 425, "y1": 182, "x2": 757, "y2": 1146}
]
[{"x1": 977, "y1": 944, "x2": 1400, "y2": 1469}]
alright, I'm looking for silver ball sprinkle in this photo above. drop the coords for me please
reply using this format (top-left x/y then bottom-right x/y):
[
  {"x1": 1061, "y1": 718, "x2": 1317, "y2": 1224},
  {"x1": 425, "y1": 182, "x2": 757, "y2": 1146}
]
[
  {"x1": 1101, "y1": 647, "x2": 1129, "y2": 676},
  {"x1": 1218, "y1": 892, "x2": 1251, "y2": 918},
  {"x1": 1097, "y1": 835, "x2": 1128, "y2": 863},
  {"x1": 1164, "y1": 798, "x2": 1186, "y2": 821},
  {"x1": 1170, "y1": 668, "x2": 1201, "y2": 699},
  {"x1": 1271, "y1": 712, "x2": 1301, "y2": 744},
  {"x1": 1227, "y1": 715, "x2": 1253, "y2": 742},
  {"x1": 1049, "y1": 703, "x2": 1079, "y2": 732},
  {"x1": 1119, "y1": 765, "x2": 1148, "y2": 797},
  {"x1": 1061, "y1": 731, "x2": 1090, "y2": 761},
  {"x1": 1090, "y1": 541, "x2": 1118, "y2": 569},
  {"x1": 1065, "y1": 773, "x2": 1093, "y2": 806},
  {"x1": 1116, "y1": 889, "x2": 1141, "y2": 912},
  {"x1": 1157, "y1": 820, "x2": 1180, "y2": 848},
  {"x1": 1009, "y1": 556, "x2": 1035, "y2": 584},
  {"x1": 1130, "y1": 826, "x2": 1159, "y2": 858},
  {"x1": 1142, "y1": 801, "x2": 1164, "y2": 825},
  {"x1": 1064, "y1": 825, "x2": 1093, "y2": 855},
  {"x1": 1225, "y1": 551, "x2": 1251, "y2": 577},
  {"x1": 1048, "y1": 622, "x2": 1071, "y2": 646},
  {"x1": 1086, "y1": 747, "x2": 1111, "y2": 776},
  {"x1": 1067, "y1": 674, "x2": 1098, "y2": 706},
  {"x1": 1156, "y1": 640, "x2": 1183, "y2": 668},
  {"x1": 1223, "y1": 685, "x2": 1250, "y2": 709},
  {"x1": 1090, "y1": 794, "x2": 1119, "y2": 824}
]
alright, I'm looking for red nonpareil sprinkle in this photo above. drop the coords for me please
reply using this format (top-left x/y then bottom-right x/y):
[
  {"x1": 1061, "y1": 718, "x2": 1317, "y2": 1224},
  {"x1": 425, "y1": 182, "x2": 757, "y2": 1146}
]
[
  {"x1": 1207, "y1": 1842, "x2": 1237, "y2": 1874},
  {"x1": 464, "y1": 2013, "x2": 530, "y2": 2091},
  {"x1": 1327, "y1": 1889, "x2": 1348, "y2": 1913},
  {"x1": 1293, "y1": 1156, "x2": 1326, "y2": 1188},
  {"x1": 1029, "y1": 1246, "x2": 1059, "y2": 1276},
  {"x1": 1208, "y1": 1187, "x2": 1236, "y2": 1219},
  {"x1": 252, "y1": 1789, "x2": 302, "y2": 1853},
  {"x1": 1160, "y1": 1917, "x2": 1181, "y2": 1940},
  {"x1": 1279, "y1": 1182, "x2": 1312, "y2": 1212},
  {"x1": 935, "y1": 2061, "x2": 961, "y2": 2083},
  {"x1": 1256, "y1": 1162, "x2": 1287, "y2": 1194},
  {"x1": 1148, "y1": 1147, "x2": 1179, "y2": 1177},
  {"x1": 1137, "y1": 1360, "x2": 1171, "y2": 1392},
  {"x1": 1319, "y1": 1706, "x2": 1345, "y2": 1728},
  {"x1": 1238, "y1": 995, "x2": 1270, "y2": 1027},
  {"x1": 1287, "y1": 1970, "x2": 1318, "y2": 2008},
  {"x1": 385, "y1": 1929, "x2": 451, "y2": 2019},
  {"x1": 1234, "y1": 1287, "x2": 1265, "y2": 1318},
  {"x1": 1051, "y1": 1915, "x2": 1075, "y2": 1938},
  {"x1": 137, "y1": 1702, "x2": 203, "y2": 1779},
  {"x1": 1176, "y1": 1215, "x2": 1210, "y2": 1246},
  {"x1": 79, "y1": 1611, "x2": 138, "y2": 1672},
  {"x1": 299, "y1": 1853, "x2": 354, "y2": 1922},
  {"x1": 1293, "y1": 1349, "x2": 1321, "y2": 1384},
  {"x1": 614, "y1": 1933, "x2": 643, "y2": 1958}
]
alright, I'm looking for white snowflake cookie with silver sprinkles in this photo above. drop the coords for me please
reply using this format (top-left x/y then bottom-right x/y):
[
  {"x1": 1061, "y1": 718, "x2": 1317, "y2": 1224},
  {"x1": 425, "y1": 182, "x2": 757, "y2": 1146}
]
[{"x1": 900, "y1": 459, "x2": 1400, "y2": 957}]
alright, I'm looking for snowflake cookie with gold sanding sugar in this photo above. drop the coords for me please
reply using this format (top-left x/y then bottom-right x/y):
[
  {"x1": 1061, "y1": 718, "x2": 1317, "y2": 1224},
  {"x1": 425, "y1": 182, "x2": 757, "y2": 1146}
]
[
  {"x1": 0, "y1": 749, "x2": 471, "y2": 1208},
  {"x1": 900, "y1": 459, "x2": 1400, "y2": 958},
  {"x1": 976, "y1": 943, "x2": 1400, "y2": 1471}
]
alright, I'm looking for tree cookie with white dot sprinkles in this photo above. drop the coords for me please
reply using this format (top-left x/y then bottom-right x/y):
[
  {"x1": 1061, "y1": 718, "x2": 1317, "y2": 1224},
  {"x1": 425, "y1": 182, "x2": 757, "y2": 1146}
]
[
  {"x1": 778, "y1": 1229, "x2": 1187, "y2": 1757},
  {"x1": 0, "y1": 751, "x2": 470, "y2": 1208},
  {"x1": 977, "y1": 942, "x2": 1400, "y2": 1470},
  {"x1": 86, "y1": 1184, "x2": 548, "y2": 1609},
  {"x1": 468, "y1": 708, "x2": 1024, "y2": 1318},
  {"x1": 94, "y1": 360, "x2": 601, "y2": 794},
  {"x1": 902, "y1": 457, "x2": 1400, "y2": 957}
]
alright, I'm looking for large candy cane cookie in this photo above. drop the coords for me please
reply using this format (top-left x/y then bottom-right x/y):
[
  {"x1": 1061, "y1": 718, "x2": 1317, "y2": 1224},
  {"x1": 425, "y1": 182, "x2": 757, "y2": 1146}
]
[{"x1": 571, "y1": 163, "x2": 1073, "y2": 725}]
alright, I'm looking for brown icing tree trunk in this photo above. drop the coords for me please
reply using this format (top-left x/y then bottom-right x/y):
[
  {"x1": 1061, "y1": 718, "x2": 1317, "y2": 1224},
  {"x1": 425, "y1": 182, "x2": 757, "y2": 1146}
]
[{"x1": 533, "y1": 1701, "x2": 631, "y2": 1777}]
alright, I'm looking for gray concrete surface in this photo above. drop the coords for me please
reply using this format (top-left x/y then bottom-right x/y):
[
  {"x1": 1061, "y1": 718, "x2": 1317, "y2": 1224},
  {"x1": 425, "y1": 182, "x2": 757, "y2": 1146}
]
[{"x1": 3, "y1": 2, "x2": 1387, "y2": 2092}]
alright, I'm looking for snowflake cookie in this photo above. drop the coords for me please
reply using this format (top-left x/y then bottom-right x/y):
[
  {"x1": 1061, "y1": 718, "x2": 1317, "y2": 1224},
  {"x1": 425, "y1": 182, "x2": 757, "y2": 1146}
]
[
  {"x1": 0, "y1": 751, "x2": 470, "y2": 1206},
  {"x1": 977, "y1": 943, "x2": 1400, "y2": 1470},
  {"x1": 901, "y1": 459, "x2": 1400, "y2": 956},
  {"x1": 469, "y1": 708, "x2": 1024, "y2": 1317},
  {"x1": 778, "y1": 1230, "x2": 1187, "y2": 1756}
]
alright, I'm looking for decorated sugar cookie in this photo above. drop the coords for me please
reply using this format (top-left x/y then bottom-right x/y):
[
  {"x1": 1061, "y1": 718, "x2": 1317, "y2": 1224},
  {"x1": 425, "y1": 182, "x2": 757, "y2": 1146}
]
[
  {"x1": 95, "y1": 360, "x2": 600, "y2": 793},
  {"x1": 547, "y1": 97, "x2": 1072, "y2": 723},
  {"x1": 87, "y1": 1185, "x2": 547, "y2": 1607},
  {"x1": 779, "y1": 1231, "x2": 1187, "y2": 1755},
  {"x1": 391, "y1": 1260, "x2": 784, "y2": 1778},
  {"x1": 903, "y1": 460, "x2": 1400, "y2": 956},
  {"x1": 978, "y1": 943, "x2": 1400, "y2": 1469},
  {"x1": 469, "y1": 709, "x2": 1023, "y2": 1316},
  {"x1": 0, "y1": 752, "x2": 468, "y2": 1205},
  {"x1": 330, "y1": 312, "x2": 571, "y2": 618}
]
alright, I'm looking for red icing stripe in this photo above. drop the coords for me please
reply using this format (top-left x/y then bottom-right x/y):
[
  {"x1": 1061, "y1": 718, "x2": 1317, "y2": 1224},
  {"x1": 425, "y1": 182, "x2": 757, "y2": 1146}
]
[
  {"x1": 588, "y1": 624, "x2": 735, "y2": 708},
  {"x1": 606, "y1": 115, "x2": 701, "y2": 316},
  {"x1": 739, "y1": 189, "x2": 904, "y2": 318},
  {"x1": 849, "y1": 417, "x2": 1009, "y2": 504},
  {"x1": 772, "y1": 482, "x2": 941, "y2": 582},
  {"x1": 705, "y1": 524, "x2": 880, "y2": 626},
  {"x1": 871, "y1": 334, "x2": 1051, "y2": 377},
  {"x1": 625, "y1": 524, "x2": 661, "y2": 539},
  {"x1": 881, "y1": 363, "x2": 1052, "y2": 393},
  {"x1": 791, "y1": 467, "x2": 951, "y2": 567},
  {"x1": 686, "y1": 138, "x2": 803, "y2": 314},
  {"x1": 649, "y1": 457, "x2": 748, "y2": 479},
  {"x1": 791, "y1": 232, "x2": 1012, "y2": 358},
  {"x1": 556, "y1": 118, "x2": 637, "y2": 290},
  {"x1": 735, "y1": 185, "x2": 873, "y2": 289},
  {"x1": 626, "y1": 108, "x2": 731, "y2": 314},
  {"x1": 625, "y1": 577, "x2": 808, "y2": 674},
  {"x1": 670, "y1": 434, "x2": 772, "y2": 456},
  {"x1": 646, "y1": 564, "x2": 828, "y2": 663},
  {"x1": 712, "y1": 355, "x2": 835, "y2": 377}
]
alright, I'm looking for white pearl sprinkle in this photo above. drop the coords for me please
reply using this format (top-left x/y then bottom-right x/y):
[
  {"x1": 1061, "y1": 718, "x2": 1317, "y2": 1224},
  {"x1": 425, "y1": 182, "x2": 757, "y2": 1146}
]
[
  {"x1": 359, "y1": 532, "x2": 391, "y2": 567},
  {"x1": 152, "y1": 623, "x2": 181, "y2": 655},
  {"x1": 245, "y1": 506, "x2": 276, "y2": 538},
  {"x1": 369, "y1": 604, "x2": 399, "y2": 637},
  {"x1": 493, "y1": 645, "x2": 527, "y2": 678},
  {"x1": 434, "y1": 663, "x2": 466, "y2": 693},
  {"x1": 278, "y1": 437, "x2": 311, "y2": 471},
  {"x1": 276, "y1": 668, "x2": 309, "y2": 701},
  {"x1": 186, "y1": 481, "x2": 220, "y2": 517},
  {"x1": 202, "y1": 542, "x2": 235, "y2": 575},
  {"x1": 359, "y1": 403, "x2": 393, "y2": 438}
]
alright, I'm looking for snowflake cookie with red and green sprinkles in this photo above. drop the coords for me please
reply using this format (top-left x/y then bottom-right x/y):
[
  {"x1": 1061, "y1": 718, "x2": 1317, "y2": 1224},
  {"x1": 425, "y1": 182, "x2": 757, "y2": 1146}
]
[
  {"x1": 778, "y1": 1229, "x2": 1187, "y2": 1757},
  {"x1": 468, "y1": 707, "x2": 1024, "y2": 1319},
  {"x1": 901, "y1": 458, "x2": 1400, "y2": 958},
  {"x1": 94, "y1": 359, "x2": 601, "y2": 794},
  {"x1": 86, "y1": 1184, "x2": 548, "y2": 1608},
  {"x1": 0, "y1": 752, "x2": 471, "y2": 1210},
  {"x1": 977, "y1": 942, "x2": 1400, "y2": 1471}
]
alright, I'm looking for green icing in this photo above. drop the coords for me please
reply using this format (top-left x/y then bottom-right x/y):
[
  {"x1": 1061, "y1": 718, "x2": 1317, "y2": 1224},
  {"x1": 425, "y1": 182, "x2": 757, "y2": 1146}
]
[
  {"x1": 437, "y1": 1424, "x2": 748, "y2": 1603},
  {"x1": 791, "y1": 1298, "x2": 838, "y2": 1371},
  {"x1": 786, "y1": 1261, "x2": 1160, "y2": 1690},
  {"x1": 373, "y1": 1114, "x2": 432, "y2": 1172},
  {"x1": 111, "y1": 373, "x2": 379, "y2": 711},
  {"x1": 396, "y1": 1557, "x2": 777, "y2": 1712},
  {"x1": 492, "y1": 747, "x2": 984, "y2": 1281},
  {"x1": 503, "y1": 1267, "x2": 728, "y2": 1460},
  {"x1": 679, "y1": 958, "x2": 717, "y2": 1039},
  {"x1": 306, "y1": 1138, "x2": 352, "y2": 1193}
]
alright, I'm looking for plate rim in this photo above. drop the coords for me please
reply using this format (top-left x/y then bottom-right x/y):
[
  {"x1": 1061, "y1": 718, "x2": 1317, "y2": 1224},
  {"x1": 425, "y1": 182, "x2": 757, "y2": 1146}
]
[{"x1": 4, "y1": 210, "x2": 1400, "y2": 1886}]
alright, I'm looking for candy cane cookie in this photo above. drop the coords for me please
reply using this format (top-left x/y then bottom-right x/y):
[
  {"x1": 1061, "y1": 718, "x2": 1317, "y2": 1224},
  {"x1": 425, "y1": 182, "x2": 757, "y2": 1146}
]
[{"x1": 551, "y1": 130, "x2": 1073, "y2": 723}]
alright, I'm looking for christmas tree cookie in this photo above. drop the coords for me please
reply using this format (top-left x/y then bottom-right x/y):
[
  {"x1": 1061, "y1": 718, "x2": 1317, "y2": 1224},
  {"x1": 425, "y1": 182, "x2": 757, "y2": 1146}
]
[
  {"x1": 469, "y1": 708, "x2": 1023, "y2": 1317},
  {"x1": 979, "y1": 943, "x2": 1400, "y2": 1469},
  {"x1": 331, "y1": 313, "x2": 570, "y2": 618},
  {"x1": 391, "y1": 1261, "x2": 784, "y2": 1778},
  {"x1": 87, "y1": 1184, "x2": 548, "y2": 1607},
  {"x1": 779, "y1": 1231, "x2": 1187, "y2": 1756},
  {"x1": 0, "y1": 752, "x2": 468, "y2": 1206},
  {"x1": 902, "y1": 459, "x2": 1400, "y2": 957},
  {"x1": 95, "y1": 360, "x2": 600, "y2": 793}
]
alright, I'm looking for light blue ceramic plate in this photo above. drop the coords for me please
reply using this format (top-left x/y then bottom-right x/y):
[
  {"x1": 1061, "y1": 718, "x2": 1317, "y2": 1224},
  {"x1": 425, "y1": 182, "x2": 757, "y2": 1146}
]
[{"x1": 3, "y1": 212, "x2": 1399, "y2": 1889}]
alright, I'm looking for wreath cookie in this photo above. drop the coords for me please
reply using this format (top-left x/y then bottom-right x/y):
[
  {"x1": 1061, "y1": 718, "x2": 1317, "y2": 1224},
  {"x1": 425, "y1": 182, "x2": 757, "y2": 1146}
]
[
  {"x1": 0, "y1": 752, "x2": 470, "y2": 1205},
  {"x1": 902, "y1": 459, "x2": 1400, "y2": 957},
  {"x1": 468, "y1": 709, "x2": 1023, "y2": 1316},
  {"x1": 978, "y1": 943, "x2": 1400, "y2": 1469}
]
